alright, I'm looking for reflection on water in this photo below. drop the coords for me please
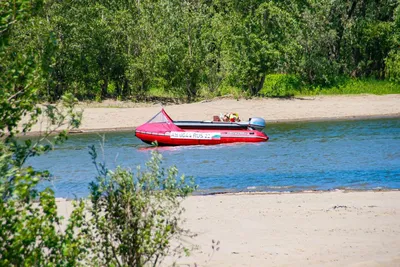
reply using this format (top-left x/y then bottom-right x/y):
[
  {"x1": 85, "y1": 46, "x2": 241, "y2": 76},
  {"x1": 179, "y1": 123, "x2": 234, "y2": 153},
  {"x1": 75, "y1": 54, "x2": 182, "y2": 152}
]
[{"x1": 28, "y1": 118, "x2": 400, "y2": 198}]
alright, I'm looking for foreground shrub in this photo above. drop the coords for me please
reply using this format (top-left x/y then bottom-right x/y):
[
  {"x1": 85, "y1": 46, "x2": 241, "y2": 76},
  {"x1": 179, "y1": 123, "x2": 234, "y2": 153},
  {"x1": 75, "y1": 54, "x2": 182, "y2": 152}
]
[
  {"x1": 0, "y1": 94, "x2": 87, "y2": 266},
  {"x1": 1, "y1": 79, "x2": 196, "y2": 266},
  {"x1": 86, "y1": 147, "x2": 197, "y2": 266},
  {"x1": 0, "y1": 164, "x2": 88, "y2": 266}
]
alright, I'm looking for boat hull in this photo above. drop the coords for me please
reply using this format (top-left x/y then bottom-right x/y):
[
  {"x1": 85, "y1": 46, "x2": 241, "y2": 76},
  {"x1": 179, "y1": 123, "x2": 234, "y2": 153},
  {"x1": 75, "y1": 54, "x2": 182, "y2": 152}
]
[
  {"x1": 135, "y1": 129, "x2": 268, "y2": 146},
  {"x1": 134, "y1": 109, "x2": 269, "y2": 146}
]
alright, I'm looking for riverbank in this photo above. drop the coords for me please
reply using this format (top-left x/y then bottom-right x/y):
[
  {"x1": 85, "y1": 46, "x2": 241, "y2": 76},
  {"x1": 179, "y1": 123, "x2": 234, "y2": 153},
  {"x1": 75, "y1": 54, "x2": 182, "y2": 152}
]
[
  {"x1": 25, "y1": 94, "x2": 400, "y2": 134},
  {"x1": 57, "y1": 190, "x2": 400, "y2": 266}
]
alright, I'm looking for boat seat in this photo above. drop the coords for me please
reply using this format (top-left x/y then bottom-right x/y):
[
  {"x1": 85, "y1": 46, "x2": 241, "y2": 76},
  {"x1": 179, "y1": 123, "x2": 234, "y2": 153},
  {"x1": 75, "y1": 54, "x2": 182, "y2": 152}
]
[{"x1": 213, "y1": 115, "x2": 221, "y2": 122}]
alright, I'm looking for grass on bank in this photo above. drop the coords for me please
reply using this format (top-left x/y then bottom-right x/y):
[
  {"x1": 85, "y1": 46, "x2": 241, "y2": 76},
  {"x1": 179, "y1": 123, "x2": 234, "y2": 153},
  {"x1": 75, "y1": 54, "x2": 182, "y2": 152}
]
[
  {"x1": 80, "y1": 75, "x2": 400, "y2": 107},
  {"x1": 303, "y1": 78, "x2": 400, "y2": 96},
  {"x1": 257, "y1": 74, "x2": 400, "y2": 97},
  {"x1": 237, "y1": 74, "x2": 400, "y2": 98},
  {"x1": 144, "y1": 75, "x2": 400, "y2": 102}
]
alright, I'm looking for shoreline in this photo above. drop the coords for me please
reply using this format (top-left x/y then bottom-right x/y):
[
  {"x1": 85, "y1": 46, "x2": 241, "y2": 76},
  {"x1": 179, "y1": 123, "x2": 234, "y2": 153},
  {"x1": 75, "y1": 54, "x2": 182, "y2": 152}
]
[
  {"x1": 55, "y1": 188, "x2": 400, "y2": 202},
  {"x1": 71, "y1": 112, "x2": 399, "y2": 133},
  {"x1": 18, "y1": 94, "x2": 400, "y2": 137},
  {"x1": 19, "y1": 112, "x2": 400, "y2": 137}
]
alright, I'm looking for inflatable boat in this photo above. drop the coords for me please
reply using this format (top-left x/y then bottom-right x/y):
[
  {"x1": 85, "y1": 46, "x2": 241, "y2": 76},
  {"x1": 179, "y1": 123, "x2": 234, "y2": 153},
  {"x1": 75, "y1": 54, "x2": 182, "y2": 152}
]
[{"x1": 135, "y1": 109, "x2": 269, "y2": 146}]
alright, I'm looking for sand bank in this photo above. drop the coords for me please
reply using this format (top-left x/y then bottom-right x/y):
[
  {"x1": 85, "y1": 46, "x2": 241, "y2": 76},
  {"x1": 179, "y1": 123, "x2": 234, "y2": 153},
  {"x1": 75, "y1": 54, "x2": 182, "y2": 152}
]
[
  {"x1": 57, "y1": 191, "x2": 400, "y2": 266},
  {"x1": 27, "y1": 94, "x2": 400, "y2": 134}
]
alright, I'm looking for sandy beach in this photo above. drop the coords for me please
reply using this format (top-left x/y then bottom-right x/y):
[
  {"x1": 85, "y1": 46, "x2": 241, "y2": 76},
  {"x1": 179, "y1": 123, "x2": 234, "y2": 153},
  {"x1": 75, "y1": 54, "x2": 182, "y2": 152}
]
[
  {"x1": 44, "y1": 95, "x2": 399, "y2": 266},
  {"x1": 26, "y1": 94, "x2": 400, "y2": 133},
  {"x1": 57, "y1": 191, "x2": 400, "y2": 267}
]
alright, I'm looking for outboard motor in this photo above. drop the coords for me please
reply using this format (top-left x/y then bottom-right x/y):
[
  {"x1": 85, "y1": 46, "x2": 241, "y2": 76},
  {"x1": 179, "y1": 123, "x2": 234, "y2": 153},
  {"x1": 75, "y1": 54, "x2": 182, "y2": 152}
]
[{"x1": 249, "y1": 117, "x2": 266, "y2": 131}]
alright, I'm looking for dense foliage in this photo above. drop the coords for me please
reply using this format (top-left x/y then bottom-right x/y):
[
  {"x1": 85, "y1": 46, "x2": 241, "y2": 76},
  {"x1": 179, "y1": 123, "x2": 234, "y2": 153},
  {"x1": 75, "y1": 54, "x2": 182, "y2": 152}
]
[
  {"x1": 0, "y1": 93, "x2": 87, "y2": 266},
  {"x1": 1, "y1": 4, "x2": 87, "y2": 265},
  {"x1": 1, "y1": 0, "x2": 399, "y2": 101}
]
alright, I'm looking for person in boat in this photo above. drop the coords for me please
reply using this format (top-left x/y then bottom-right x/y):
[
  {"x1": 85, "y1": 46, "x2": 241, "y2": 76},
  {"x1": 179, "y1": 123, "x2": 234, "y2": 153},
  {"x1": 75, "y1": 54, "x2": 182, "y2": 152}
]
[
  {"x1": 229, "y1": 112, "x2": 240, "y2": 122},
  {"x1": 222, "y1": 112, "x2": 240, "y2": 122}
]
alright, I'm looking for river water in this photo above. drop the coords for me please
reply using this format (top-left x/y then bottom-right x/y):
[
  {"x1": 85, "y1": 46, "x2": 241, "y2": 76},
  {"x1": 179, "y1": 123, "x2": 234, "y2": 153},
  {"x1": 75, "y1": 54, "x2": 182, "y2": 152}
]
[{"x1": 28, "y1": 118, "x2": 400, "y2": 198}]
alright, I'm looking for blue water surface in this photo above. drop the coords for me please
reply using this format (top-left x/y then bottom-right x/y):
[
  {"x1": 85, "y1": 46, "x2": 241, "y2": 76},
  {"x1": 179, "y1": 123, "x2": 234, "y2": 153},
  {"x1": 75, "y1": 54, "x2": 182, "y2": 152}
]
[{"x1": 28, "y1": 118, "x2": 400, "y2": 198}]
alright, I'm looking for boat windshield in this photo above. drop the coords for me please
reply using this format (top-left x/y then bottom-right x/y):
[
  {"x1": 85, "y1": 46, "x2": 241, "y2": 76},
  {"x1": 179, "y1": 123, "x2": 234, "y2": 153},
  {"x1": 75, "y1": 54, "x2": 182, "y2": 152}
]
[{"x1": 146, "y1": 109, "x2": 173, "y2": 123}]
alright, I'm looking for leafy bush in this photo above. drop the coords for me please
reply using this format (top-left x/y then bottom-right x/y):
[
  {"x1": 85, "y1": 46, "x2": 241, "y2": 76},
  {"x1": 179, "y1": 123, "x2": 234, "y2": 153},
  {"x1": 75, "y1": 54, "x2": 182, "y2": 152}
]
[
  {"x1": 0, "y1": 159, "x2": 88, "y2": 266},
  {"x1": 0, "y1": 93, "x2": 87, "y2": 266},
  {"x1": 85, "y1": 146, "x2": 197, "y2": 266},
  {"x1": 300, "y1": 78, "x2": 400, "y2": 95},
  {"x1": 217, "y1": 85, "x2": 248, "y2": 99},
  {"x1": 259, "y1": 74, "x2": 301, "y2": 97},
  {"x1": 385, "y1": 50, "x2": 400, "y2": 83},
  {"x1": 1, "y1": 92, "x2": 197, "y2": 266}
]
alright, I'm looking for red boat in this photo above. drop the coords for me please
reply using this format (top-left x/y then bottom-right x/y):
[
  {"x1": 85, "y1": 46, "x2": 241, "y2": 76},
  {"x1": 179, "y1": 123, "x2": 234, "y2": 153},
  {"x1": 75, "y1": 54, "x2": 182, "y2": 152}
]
[{"x1": 135, "y1": 109, "x2": 269, "y2": 146}]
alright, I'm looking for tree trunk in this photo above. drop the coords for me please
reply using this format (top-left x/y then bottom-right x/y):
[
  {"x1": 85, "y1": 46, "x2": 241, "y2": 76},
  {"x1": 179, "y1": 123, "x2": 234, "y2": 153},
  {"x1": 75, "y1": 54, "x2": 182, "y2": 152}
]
[
  {"x1": 101, "y1": 79, "x2": 108, "y2": 99},
  {"x1": 256, "y1": 73, "x2": 266, "y2": 95}
]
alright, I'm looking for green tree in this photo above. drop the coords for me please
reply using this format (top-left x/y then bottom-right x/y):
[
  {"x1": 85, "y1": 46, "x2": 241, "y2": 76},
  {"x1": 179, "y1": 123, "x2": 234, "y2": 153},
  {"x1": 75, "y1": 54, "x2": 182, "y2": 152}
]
[
  {"x1": 151, "y1": 0, "x2": 209, "y2": 101},
  {"x1": 296, "y1": 0, "x2": 339, "y2": 85},
  {"x1": 385, "y1": 4, "x2": 400, "y2": 83},
  {"x1": 1, "y1": 4, "x2": 86, "y2": 261},
  {"x1": 3, "y1": 0, "x2": 400, "y2": 101},
  {"x1": 223, "y1": 1, "x2": 299, "y2": 95},
  {"x1": 296, "y1": 0, "x2": 399, "y2": 84},
  {"x1": 0, "y1": 92, "x2": 86, "y2": 266},
  {"x1": 42, "y1": 0, "x2": 129, "y2": 100}
]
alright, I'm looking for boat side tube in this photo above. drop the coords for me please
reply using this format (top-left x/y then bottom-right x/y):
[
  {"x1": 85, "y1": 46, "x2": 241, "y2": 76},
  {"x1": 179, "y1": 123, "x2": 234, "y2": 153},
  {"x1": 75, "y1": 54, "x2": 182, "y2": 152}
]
[
  {"x1": 174, "y1": 118, "x2": 266, "y2": 131},
  {"x1": 174, "y1": 121, "x2": 248, "y2": 130}
]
